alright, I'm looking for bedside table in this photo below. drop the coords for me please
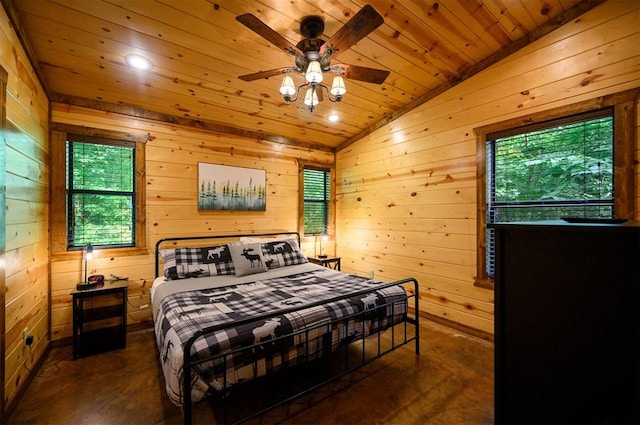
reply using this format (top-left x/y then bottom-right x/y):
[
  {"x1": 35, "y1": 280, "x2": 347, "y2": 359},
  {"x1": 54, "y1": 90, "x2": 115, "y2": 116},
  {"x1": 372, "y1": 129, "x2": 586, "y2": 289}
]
[
  {"x1": 308, "y1": 256, "x2": 341, "y2": 271},
  {"x1": 71, "y1": 280, "x2": 128, "y2": 359}
]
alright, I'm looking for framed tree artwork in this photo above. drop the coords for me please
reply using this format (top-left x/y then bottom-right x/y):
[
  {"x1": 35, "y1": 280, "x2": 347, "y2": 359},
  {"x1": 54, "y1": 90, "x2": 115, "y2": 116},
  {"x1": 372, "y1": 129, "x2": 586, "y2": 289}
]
[{"x1": 198, "y1": 163, "x2": 266, "y2": 211}]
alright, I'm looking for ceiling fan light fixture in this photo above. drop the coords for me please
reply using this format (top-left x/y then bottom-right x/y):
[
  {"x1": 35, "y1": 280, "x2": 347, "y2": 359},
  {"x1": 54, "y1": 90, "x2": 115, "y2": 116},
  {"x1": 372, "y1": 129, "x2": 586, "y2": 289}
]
[
  {"x1": 305, "y1": 60, "x2": 323, "y2": 84},
  {"x1": 279, "y1": 75, "x2": 296, "y2": 100},
  {"x1": 330, "y1": 76, "x2": 347, "y2": 98},
  {"x1": 237, "y1": 5, "x2": 389, "y2": 114}
]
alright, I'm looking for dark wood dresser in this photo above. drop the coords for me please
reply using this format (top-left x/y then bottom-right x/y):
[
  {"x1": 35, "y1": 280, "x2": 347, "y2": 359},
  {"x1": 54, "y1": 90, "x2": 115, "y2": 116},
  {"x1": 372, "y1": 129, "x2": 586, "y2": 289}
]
[{"x1": 491, "y1": 220, "x2": 639, "y2": 424}]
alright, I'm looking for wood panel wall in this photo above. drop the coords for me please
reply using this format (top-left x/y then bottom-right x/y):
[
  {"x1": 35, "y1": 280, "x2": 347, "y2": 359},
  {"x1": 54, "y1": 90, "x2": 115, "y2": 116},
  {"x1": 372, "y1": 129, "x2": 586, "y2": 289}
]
[
  {"x1": 49, "y1": 103, "x2": 334, "y2": 341},
  {"x1": 0, "y1": 5, "x2": 50, "y2": 412},
  {"x1": 335, "y1": 1, "x2": 640, "y2": 334}
]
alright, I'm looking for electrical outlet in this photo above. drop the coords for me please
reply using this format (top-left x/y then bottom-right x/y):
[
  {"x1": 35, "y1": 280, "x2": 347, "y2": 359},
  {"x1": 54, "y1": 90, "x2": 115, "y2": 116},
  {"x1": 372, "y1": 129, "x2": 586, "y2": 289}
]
[{"x1": 22, "y1": 327, "x2": 34, "y2": 347}]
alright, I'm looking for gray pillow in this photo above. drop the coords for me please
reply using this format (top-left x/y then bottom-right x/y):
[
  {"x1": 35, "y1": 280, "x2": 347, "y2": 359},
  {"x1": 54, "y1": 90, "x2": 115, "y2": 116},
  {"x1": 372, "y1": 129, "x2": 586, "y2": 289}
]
[{"x1": 228, "y1": 243, "x2": 268, "y2": 276}]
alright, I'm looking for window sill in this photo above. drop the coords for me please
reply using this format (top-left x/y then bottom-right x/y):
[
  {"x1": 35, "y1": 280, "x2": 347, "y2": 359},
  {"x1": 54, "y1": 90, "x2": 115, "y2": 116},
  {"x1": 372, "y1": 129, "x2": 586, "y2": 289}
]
[
  {"x1": 52, "y1": 247, "x2": 149, "y2": 262},
  {"x1": 474, "y1": 277, "x2": 494, "y2": 290}
]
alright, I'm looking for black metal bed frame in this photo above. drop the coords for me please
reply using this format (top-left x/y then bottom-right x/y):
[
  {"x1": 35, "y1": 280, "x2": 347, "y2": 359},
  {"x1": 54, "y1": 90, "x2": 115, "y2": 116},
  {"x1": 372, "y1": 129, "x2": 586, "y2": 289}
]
[{"x1": 154, "y1": 232, "x2": 420, "y2": 424}]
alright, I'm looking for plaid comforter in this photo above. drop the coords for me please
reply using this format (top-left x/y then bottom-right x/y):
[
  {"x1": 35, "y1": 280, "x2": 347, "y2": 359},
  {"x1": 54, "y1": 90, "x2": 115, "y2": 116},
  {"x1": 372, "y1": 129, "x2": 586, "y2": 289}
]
[{"x1": 154, "y1": 266, "x2": 407, "y2": 406}]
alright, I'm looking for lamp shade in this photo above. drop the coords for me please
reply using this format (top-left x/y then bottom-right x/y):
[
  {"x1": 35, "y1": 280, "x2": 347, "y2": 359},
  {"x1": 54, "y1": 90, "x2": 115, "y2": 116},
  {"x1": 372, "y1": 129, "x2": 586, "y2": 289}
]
[
  {"x1": 303, "y1": 87, "x2": 319, "y2": 107},
  {"x1": 81, "y1": 243, "x2": 94, "y2": 288},
  {"x1": 305, "y1": 60, "x2": 323, "y2": 84},
  {"x1": 279, "y1": 75, "x2": 296, "y2": 97},
  {"x1": 330, "y1": 76, "x2": 347, "y2": 96},
  {"x1": 85, "y1": 244, "x2": 93, "y2": 260}
]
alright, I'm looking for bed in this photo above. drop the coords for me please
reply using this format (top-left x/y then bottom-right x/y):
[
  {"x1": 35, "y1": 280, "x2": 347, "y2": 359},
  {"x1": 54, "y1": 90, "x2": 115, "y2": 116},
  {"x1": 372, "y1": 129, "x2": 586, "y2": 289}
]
[{"x1": 152, "y1": 232, "x2": 419, "y2": 424}]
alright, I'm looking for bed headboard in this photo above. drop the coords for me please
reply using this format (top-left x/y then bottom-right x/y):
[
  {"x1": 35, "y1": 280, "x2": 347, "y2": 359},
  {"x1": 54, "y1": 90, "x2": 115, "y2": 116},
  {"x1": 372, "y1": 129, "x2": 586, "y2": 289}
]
[{"x1": 154, "y1": 231, "x2": 302, "y2": 278}]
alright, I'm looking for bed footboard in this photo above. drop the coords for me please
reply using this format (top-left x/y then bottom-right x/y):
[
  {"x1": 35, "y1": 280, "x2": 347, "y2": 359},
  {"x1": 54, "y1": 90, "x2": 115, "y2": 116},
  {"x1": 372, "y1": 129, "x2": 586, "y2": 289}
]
[{"x1": 182, "y1": 277, "x2": 420, "y2": 425}]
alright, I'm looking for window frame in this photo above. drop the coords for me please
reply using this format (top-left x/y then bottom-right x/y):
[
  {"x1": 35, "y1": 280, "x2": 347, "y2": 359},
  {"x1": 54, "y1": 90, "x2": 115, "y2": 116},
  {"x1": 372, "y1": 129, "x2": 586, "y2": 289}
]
[
  {"x1": 474, "y1": 90, "x2": 637, "y2": 289},
  {"x1": 298, "y1": 161, "x2": 335, "y2": 237},
  {"x1": 0, "y1": 65, "x2": 7, "y2": 416},
  {"x1": 51, "y1": 123, "x2": 148, "y2": 260}
]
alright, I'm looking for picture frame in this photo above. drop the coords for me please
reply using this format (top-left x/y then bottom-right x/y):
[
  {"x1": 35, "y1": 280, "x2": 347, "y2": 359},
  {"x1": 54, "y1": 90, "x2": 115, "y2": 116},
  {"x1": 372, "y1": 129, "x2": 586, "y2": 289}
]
[{"x1": 198, "y1": 163, "x2": 266, "y2": 211}]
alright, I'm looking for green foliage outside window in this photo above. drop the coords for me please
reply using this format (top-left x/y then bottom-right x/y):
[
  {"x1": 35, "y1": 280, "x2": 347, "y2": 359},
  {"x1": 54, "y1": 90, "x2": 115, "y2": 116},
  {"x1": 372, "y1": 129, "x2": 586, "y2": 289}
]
[
  {"x1": 303, "y1": 168, "x2": 330, "y2": 235},
  {"x1": 486, "y1": 112, "x2": 614, "y2": 275},
  {"x1": 67, "y1": 141, "x2": 135, "y2": 248}
]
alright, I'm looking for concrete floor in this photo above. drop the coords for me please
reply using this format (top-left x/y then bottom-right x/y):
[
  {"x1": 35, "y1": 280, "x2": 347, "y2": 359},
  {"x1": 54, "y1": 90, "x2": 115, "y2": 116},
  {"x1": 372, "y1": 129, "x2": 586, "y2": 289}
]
[{"x1": 8, "y1": 319, "x2": 493, "y2": 424}]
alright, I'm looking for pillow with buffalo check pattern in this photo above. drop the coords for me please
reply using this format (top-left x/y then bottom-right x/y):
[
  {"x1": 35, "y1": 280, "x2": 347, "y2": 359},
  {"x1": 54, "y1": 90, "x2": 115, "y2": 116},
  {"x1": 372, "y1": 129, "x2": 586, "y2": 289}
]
[
  {"x1": 160, "y1": 244, "x2": 235, "y2": 279},
  {"x1": 259, "y1": 238, "x2": 308, "y2": 269}
]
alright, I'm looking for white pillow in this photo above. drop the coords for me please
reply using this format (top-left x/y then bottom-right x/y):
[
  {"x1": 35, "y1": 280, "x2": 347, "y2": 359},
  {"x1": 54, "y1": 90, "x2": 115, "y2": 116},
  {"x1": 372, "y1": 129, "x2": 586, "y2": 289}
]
[
  {"x1": 228, "y1": 243, "x2": 268, "y2": 276},
  {"x1": 240, "y1": 236, "x2": 288, "y2": 244}
]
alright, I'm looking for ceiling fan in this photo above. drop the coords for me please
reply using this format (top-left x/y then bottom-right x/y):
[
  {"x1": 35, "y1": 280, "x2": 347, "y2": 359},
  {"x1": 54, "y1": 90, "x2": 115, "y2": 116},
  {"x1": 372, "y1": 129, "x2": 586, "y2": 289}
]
[{"x1": 236, "y1": 4, "x2": 390, "y2": 112}]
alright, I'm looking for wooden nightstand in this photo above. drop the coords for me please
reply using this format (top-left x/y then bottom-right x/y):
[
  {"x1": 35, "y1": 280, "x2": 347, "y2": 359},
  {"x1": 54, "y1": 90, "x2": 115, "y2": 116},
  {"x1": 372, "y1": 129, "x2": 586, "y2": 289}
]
[
  {"x1": 308, "y1": 256, "x2": 341, "y2": 271},
  {"x1": 71, "y1": 280, "x2": 128, "y2": 359}
]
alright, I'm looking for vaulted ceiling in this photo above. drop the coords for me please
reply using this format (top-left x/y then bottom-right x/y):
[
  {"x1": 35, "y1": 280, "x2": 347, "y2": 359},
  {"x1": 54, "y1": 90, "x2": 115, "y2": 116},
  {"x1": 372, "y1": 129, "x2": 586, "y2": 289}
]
[{"x1": 4, "y1": 0, "x2": 601, "y2": 151}]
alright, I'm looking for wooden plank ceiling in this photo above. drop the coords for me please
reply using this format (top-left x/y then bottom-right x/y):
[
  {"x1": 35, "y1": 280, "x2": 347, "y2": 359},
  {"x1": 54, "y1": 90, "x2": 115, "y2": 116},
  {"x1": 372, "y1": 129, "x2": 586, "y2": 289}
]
[{"x1": 6, "y1": 0, "x2": 596, "y2": 150}]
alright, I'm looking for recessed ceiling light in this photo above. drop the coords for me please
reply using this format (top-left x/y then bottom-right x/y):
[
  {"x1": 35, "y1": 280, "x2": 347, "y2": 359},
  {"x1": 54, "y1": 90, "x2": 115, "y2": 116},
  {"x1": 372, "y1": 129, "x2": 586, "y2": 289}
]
[
  {"x1": 124, "y1": 54, "x2": 154, "y2": 71},
  {"x1": 326, "y1": 113, "x2": 340, "y2": 122}
]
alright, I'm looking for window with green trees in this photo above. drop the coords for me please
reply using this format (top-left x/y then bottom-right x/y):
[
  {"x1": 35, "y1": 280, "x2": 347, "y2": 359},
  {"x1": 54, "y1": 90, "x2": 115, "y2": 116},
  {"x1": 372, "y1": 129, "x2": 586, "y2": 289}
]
[
  {"x1": 51, "y1": 124, "x2": 146, "y2": 256},
  {"x1": 485, "y1": 108, "x2": 614, "y2": 277},
  {"x1": 476, "y1": 92, "x2": 636, "y2": 288},
  {"x1": 303, "y1": 167, "x2": 330, "y2": 235},
  {"x1": 67, "y1": 139, "x2": 136, "y2": 248}
]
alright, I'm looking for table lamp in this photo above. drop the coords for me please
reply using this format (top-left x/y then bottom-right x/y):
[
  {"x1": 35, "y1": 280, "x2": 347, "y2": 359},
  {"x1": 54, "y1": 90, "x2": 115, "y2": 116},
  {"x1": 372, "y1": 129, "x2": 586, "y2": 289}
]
[
  {"x1": 76, "y1": 244, "x2": 99, "y2": 290},
  {"x1": 318, "y1": 234, "x2": 328, "y2": 258}
]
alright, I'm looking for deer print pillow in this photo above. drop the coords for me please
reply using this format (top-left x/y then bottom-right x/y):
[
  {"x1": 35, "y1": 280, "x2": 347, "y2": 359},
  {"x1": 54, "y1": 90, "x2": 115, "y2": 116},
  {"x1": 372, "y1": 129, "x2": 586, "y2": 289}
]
[
  {"x1": 160, "y1": 244, "x2": 235, "y2": 280},
  {"x1": 228, "y1": 243, "x2": 268, "y2": 277},
  {"x1": 260, "y1": 238, "x2": 308, "y2": 269}
]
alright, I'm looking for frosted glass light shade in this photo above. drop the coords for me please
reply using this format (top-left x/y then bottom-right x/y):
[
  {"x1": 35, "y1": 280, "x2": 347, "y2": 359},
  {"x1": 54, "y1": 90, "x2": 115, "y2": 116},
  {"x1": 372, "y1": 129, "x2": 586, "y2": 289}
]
[
  {"x1": 279, "y1": 75, "x2": 296, "y2": 97},
  {"x1": 330, "y1": 76, "x2": 347, "y2": 96},
  {"x1": 303, "y1": 87, "x2": 319, "y2": 107},
  {"x1": 305, "y1": 61, "x2": 323, "y2": 83}
]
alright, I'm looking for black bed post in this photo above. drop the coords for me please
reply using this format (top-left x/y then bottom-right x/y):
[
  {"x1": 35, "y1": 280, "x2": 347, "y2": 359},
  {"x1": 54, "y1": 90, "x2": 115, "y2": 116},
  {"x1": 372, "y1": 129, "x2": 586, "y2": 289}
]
[
  {"x1": 183, "y1": 334, "x2": 195, "y2": 425},
  {"x1": 413, "y1": 278, "x2": 420, "y2": 355}
]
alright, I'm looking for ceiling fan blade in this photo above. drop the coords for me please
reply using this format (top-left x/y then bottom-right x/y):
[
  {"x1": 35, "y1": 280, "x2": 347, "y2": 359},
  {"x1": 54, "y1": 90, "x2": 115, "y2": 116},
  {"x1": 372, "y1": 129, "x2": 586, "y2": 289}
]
[
  {"x1": 319, "y1": 5, "x2": 384, "y2": 58},
  {"x1": 332, "y1": 64, "x2": 390, "y2": 84},
  {"x1": 236, "y1": 14, "x2": 304, "y2": 57},
  {"x1": 238, "y1": 67, "x2": 299, "y2": 81}
]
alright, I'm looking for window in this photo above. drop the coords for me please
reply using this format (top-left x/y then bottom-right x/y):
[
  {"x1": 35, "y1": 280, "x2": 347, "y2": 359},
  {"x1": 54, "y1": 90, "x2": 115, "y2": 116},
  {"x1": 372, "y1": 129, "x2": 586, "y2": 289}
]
[
  {"x1": 303, "y1": 167, "x2": 330, "y2": 234},
  {"x1": 475, "y1": 91, "x2": 636, "y2": 288},
  {"x1": 51, "y1": 124, "x2": 147, "y2": 257},
  {"x1": 485, "y1": 110, "x2": 613, "y2": 277},
  {"x1": 299, "y1": 162, "x2": 333, "y2": 236},
  {"x1": 67, "y1": 139, "x2": 136, "y2": 248}
]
